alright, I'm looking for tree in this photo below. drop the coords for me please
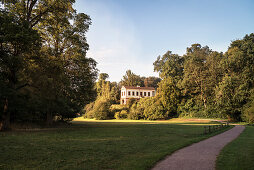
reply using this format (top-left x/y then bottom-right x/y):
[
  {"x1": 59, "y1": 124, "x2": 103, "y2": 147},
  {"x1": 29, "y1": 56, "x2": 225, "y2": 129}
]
[
  {"x1": 120, "y1": 70, "x2": 144, "y2": 87},
  {"x1": 1, "y1": 0, "x2": 98, "y2": 128},
  {"x1": 154, "y1": 51, "x2": 183, "y2": 81},
  {"x1": 0, "y1": 8, "x2": 41, "y2": 129},
  {"x1": 143, "y1": 76, "x2": 161, "y2": 88},
  {"x1": 157, "y1": 77, "x2": 180, "y2": 116},
  {"x1": 181, "y1": 44, "x2": 212, "y2": 108}
]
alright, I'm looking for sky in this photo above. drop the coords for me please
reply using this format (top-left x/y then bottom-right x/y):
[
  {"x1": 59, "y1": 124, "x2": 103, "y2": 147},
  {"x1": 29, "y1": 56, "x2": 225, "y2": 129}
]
[{"x1": 74, "y1": 0, "x2": 254, "y2": 82}]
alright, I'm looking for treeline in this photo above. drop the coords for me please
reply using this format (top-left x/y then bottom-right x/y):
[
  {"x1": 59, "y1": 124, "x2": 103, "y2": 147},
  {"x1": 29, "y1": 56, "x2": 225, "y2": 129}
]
[
  {"x1": 84, "y1": 34, "x2": 254, "y2": 123},
  {"x1": 82, "y1": 71, "x2": 161, "y2": 120},
  {"x1": 0, "y1": 0, "x2": 97, "y2": 130}
]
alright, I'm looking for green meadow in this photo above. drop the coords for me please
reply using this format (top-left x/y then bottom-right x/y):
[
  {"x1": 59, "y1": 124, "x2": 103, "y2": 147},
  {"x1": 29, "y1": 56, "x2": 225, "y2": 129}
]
[
  {"x1": 216, "y1": 126, "x2": 254, "y2": 170},
  {"x1": 0, "y1": 118, "x2": 230, "y2": 170}
]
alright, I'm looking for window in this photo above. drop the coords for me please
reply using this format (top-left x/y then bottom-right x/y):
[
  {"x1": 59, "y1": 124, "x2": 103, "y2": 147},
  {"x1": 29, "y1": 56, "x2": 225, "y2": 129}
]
[
  {"x1": 136, "y1": 91, "x2": 139, "y2": 96},
  {"x1": 122, "y1": 92, "x2": 123, "y2": 96},
  {"x1": 148, "y1": 92, "x2": 150, "y2": 96},
  {"x1": 124, "y1": 91, "x2": 125, "y2": 96},
  {"x1": 140, "y1": 92, "x2": 143, "y2": 96},
  {"x1": 128, "y1": 91, "x2": 130, "y2": 96},
  {"x1": 144, "y1": 92, "x2": 146, "y2": 96},
  {"x1": 122, "y1": 100, "x2": 124, "y2": 104},
  {"x1": 132, "y1": 91, "x2": 135, "y2": 96},
  {"x1": 152, "y1": 91, "x2": 155, "y2": 96}
]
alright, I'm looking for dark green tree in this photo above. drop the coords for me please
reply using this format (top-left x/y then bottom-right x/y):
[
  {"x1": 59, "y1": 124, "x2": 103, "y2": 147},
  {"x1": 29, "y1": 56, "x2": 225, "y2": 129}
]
[{"x1": 120, "y1": 70, "x2": 144, "y2": 87}]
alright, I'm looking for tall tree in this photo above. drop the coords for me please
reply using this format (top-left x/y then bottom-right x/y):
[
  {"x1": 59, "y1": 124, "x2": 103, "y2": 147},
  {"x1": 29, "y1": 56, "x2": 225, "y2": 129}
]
[
  {"x1": 154, "y1": 51, "x2": 183, "y2": 81},
  {"x1": 120, "y1": 70, "x2": 144, "y2": 87},
  {"x1": 0, "y1": 0, "x2": 98, "y2": 128},
  {"x1": 182, "y1": 44, "x2": 212, "y2": 108},
  {"x1": 0, "y1": 7, "x2": 41, "y2": 129},
  {"x1": 143, "y1": 76, "x2": 161, "y2": 88}
]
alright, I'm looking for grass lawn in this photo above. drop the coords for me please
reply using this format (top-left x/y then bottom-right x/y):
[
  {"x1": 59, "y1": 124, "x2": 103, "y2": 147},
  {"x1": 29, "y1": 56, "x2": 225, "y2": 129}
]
[
  {"x1": 216, "y1": 126, "x2": 254, "y2": 170},
  {"x1": 0, "y1": 118, "x2": 229, "y2": 170}
]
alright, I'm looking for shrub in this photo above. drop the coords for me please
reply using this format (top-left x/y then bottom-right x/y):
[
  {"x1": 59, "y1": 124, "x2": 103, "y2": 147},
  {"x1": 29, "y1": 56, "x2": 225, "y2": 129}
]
[
  {"x1": 110, "y1": 104, "x2": 128, "y2": 114},
  {"x1": 242, "y1": 96, "x2": 254, "y2": 124},
  {"x1": 128, "y1": 103, "x2": 142, "y2": 120},
  {"x1": 93, "y1": 99, "x2": 111, "y2": 120},
  {"x1": 84, "y1": 102, "x2": 94, "y2": 114},
  {"x1": 114, "y1": 110, "x2": 128, "y2": 120},
  {"x1": 126, "y1": 98, "x2": 137, "y2": 108},
  {"x1": 84, "y1": 98, "x2": 112, "y2": 120},
  {"x1": 129, "y1": 97, "x2": 168, "y2": 120},
  {"x1": 143, "y1": 99, "x2": 166, "y2": 120}
]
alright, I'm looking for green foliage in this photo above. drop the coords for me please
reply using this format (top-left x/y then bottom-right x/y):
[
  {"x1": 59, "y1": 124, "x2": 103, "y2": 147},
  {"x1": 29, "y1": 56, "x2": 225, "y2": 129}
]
[
  {"x1": 153, "y1": 34, "x2": 254, "y2": 121},
  {"x1": 154, "y1": 51, "x2": 183, "y2": 80},
  {"x1": 126, "y1": 98, "x2": 137, "y2": 108},
  {"x1": 0, "y1": 0, "x2": 98, "y2": 129},
  {"x1": 143, "y1": 98, "x2": 166, "y2": 120},
  {"x1": 114, "y1": 110, "x2": 128, "y2": 120},
  {"x1": 128, "y1": 103, "x2": 143, "y2": 120},
  {"x1": 242, "y1": 91, "x2": 254, "y2": 124},
  {"x1": 144, "y1": 76, "x2": 161, "y2": 88},
  {"x1": 96, "y1": 73, "x2": 120, "y2": 103},
  {"x1": 157, "y1": 77, "x2": 180, "y2": 116},
  {"x1": 128, "y1": 97, "x2": 169, "y2": 120},
  {"x1": 92, "y1": 99, "x2": 111, "y2": 120},
  {"x1": 120, "y1": 70, "x2": 144, "y2": 87}
]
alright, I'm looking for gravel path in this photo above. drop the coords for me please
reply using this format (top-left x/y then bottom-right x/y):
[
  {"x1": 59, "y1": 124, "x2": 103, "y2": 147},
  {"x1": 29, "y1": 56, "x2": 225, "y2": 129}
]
[{"x1": 152, "y1": 125, "x2": 245, "y2": 170}]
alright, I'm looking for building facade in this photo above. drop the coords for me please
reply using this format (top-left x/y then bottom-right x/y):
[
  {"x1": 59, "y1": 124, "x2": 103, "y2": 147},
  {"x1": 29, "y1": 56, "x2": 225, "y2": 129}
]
[{"x1": 120, "y1": 86, "x2": 156, "y2": 105}]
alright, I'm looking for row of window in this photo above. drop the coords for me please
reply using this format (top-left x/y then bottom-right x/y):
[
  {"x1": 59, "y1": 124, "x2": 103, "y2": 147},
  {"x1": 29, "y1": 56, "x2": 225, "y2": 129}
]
[{"x1": 121, "y1": 91, "x2": 154, "y2": 97}]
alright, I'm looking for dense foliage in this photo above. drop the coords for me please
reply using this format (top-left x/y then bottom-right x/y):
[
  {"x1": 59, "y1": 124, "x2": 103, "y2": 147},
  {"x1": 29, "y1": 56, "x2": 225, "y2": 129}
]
[
  {"x1": 120, "y1": 70, "x2": 161, "y2": 89},
  {"x1": 154, "y1": 34, "x2": 254, "y2": 121},
  {"x1": 0, "y1": 0, "x2": 97, "y2": 130},
  {"x1": 83, "y1": 73, "x2": 119, "y2": 119},
  {"x1": 84, "y1": 34, "x2": 254, "y2": 122}
]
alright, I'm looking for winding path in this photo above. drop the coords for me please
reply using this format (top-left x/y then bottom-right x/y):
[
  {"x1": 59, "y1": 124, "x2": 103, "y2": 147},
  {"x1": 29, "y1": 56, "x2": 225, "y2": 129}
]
[{"x1": 152, "y1": 125, "x2": 245, "y2": 170}]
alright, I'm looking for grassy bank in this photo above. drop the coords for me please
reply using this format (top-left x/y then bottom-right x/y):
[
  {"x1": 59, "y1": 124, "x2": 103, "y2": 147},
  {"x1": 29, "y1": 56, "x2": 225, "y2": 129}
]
[
  {"x1": 0, "y1": 118, "x2": 229, "y2": 170},
  {"x1": 216, "y1": 126, "x2": 254, "y2": 170}
]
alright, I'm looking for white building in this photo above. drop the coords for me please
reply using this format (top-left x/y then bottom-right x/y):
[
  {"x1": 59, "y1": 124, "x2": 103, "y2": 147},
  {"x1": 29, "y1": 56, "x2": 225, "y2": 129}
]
[{"x1": 120, "y1": 86, "x2": 156, "y2": 105}]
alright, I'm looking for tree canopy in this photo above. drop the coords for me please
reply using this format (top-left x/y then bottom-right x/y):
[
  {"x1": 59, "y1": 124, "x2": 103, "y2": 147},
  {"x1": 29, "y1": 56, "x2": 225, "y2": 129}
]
[{"x1": 0, "y1": 0, "x2": 97, "y2": 130}]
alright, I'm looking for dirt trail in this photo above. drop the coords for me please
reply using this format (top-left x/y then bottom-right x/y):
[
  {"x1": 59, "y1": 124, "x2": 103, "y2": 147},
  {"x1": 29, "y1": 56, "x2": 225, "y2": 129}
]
[{"x1": 152, "y1": 125, "x2": 245, "y2": 170}]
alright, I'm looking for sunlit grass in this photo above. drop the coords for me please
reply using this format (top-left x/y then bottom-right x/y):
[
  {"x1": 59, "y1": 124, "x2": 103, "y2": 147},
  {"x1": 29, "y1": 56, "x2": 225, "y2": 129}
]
[
  {"x1": 0, "y1": 118, "x2": 230, "y2": 170},
  {"x1": 216, "y1": 126, "x2": 254, "y2": 170},
  {"x1": 73, "y1": 117, "x2": 222, "y2": 125}
]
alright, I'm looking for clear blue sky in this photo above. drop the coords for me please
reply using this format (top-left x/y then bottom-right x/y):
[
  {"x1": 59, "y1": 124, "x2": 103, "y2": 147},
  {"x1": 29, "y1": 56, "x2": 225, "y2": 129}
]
[{"x1": 74, "y1": 0, "x2": 254, "y2": 82}]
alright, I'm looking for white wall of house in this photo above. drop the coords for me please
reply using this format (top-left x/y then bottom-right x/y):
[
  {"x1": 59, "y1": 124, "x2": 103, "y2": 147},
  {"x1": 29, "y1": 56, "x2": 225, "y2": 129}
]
[{"x1": 120, "y1": 86, "x2": 156, "y2": 105}]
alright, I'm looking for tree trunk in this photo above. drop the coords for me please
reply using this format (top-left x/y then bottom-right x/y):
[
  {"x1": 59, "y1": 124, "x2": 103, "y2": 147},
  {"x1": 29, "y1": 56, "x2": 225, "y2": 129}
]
[
  {"x1": 1, "y1": 98, "x2": 11, "y2": 131},
  {"x1": 46, "y1": 112, "x2": 53, "y2": 126}
]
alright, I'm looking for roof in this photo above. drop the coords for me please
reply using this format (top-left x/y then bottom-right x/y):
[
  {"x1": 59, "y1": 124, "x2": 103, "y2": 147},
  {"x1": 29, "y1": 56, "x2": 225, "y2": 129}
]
[{"x1": 122, "y1": 86, "x2": 155, "y2": 90}]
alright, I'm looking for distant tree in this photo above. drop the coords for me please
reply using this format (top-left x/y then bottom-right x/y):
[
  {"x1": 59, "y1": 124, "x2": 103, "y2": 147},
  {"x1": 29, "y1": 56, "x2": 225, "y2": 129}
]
[
  {"x1": 144, "y1": 77, "x2": 161, "y2": 88},
  {"x1": 96, "y1": 73, "x2": 120, "y2": 103},
  {"x1": 120, "y1": 70, "x2": 144, "y2": 87},
  {"x1": 157, "y1": 77, "x2": 180, "y2": 116},
  {"x1": 154, "y1": 51, "x2": 183, "y2": 81}
]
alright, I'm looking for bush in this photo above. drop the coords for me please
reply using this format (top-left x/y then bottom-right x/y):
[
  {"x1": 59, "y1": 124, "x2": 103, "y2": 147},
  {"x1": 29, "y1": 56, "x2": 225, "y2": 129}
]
[
  {"x1": 93, "y1": 99, "x2": 111, "y2": 120},
  {"x1": 114, "y1": 110, "x2": 128, "y2": 120},
  {"x1": 126, "y1": 98, "x2": 137, "y2": 108},
  {"x1": 128, "y1": 97, "x2": 169, "y2": 120},
  {"x1": 242, "y1": 97, "x2": 254, "y2": 124},
  {"x1": 110, "y1": 104, "x2": 128, "y2": 113},
  {"x1": 84, "y1": 98, "x2": 112, "y2": 120},
  {"x1": 143, "y1": 99, "x2": 166, "y2": 120},
  {"x1": 128, "y1": 103, "x2": 143, "y2": 120},
  {"x1": 83, "y1": 102, "x2": 95, "y2": 115}
]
